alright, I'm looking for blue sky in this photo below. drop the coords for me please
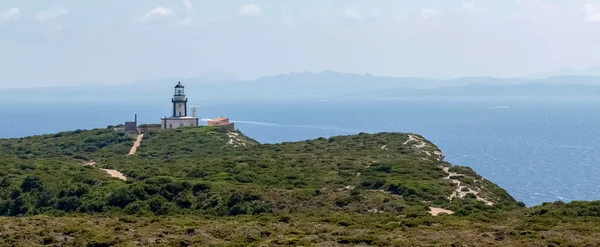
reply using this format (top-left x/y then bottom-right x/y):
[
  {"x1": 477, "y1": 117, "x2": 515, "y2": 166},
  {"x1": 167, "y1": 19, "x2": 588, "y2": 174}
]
[{"x1": 1, "y1": 0, "x2": 600, "y2": 88}]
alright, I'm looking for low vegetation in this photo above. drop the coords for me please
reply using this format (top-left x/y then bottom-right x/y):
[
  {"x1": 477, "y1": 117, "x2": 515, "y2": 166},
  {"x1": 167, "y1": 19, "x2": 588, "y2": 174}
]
[{"x1": 0, "y1": 126, "x2": 598, "y2": 246}]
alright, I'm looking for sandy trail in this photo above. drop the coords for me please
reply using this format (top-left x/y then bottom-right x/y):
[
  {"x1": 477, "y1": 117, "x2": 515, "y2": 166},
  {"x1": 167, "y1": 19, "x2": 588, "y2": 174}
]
[
  {"x1": 128, "y1": 134, "x2": 144, "y2": 155},
  {"x1": 101, "y1": 169, "x2": 127, "y2": 180},
  {"x1": 228, "y1": 132, "x2": 247, "y2": 147},
  {"x1": 403, "y1": 135, "x2": 417, "y2": 145},
  {"x1": 442, "y1": 166, "x2": 494, "y2": 206},
  {"x1": 403, "y1": 135, "x2": 427, "y2": 149},
  {"x1": 84, "y1": 161, "x2": 127, "y2": 181},
  {"x1": 429, "y1": 207, "x2": 454, "y2": 216}
]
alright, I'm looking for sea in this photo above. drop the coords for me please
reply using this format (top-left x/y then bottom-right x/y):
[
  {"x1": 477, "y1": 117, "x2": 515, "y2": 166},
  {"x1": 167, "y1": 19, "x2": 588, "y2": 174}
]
[{"x1": 2, "y1": 97, "x2": 600, "y2": 207}]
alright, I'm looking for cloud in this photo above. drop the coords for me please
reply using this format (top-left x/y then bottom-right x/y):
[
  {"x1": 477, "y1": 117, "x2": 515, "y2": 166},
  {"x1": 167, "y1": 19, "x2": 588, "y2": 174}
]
[
  {"x1": 0, "y1": 7, "x2": 20, "y2": 21},
  {"x1": 420, "y1": 8, "x2": 440, "y2": 19},
  {"x1": 463, "y1": 2, "x2": 476, "y2": 12},
  {"x1": 585, "y1": 4, "x2": 600, "y2": 22},
  {"x1": 139, "y1": 6, "x2": 173, "y2": 23},
  {"x1": 175, "y1": 0, "x2": 194, "y2": 27},
  {"x1": 343, "y1": 8, "x2": 363, "y2": 19},
  {"x1": 183, "y1": 0, "x2": 193, "y2": 11},
  {"x1": 462, "y1": 2, "x2": 487, "y2": 14},
  {"x1": 35, "y1": 6, "x2": 68, "y2": 30},
  {"x1": 462, "y1": 2, "x2": 488, "y2": 15},
  {"x1": 36, "y1": 6, "x2": 68, "y2": 22},
  {"x1": 175, "y1": 15, "x2": 232, "y2": 27},
  {"x1": 239, "y1": 4, "x2": 261, "y2": 16}
]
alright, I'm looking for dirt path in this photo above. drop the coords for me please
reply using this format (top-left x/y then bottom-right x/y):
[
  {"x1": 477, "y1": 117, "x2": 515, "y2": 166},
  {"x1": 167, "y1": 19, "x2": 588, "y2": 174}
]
[
  {"x1": 84, "y1": 161, "x2": 127, "y2": 181},
  {"x1": 403, "y1": 135, "x2": 418, "y2": 145},
  {"x1": 429, "y1": 207, "x2": 454, "y2": 216},
  {"x1": 227, "y1": 132, "x2": 247, "y2": 147},
  {"x1": 441, "y1": 166, "x2": 494, "y2": 206},
  {"x1": 101, "y1": 169, "x2": 127, "y2": 181},
  {"x1": 403, "y1": 134, "x2": 427, "y2": 148},
  {"x1": 128, "y1": 134, "x2": 144, "y2": 155}
]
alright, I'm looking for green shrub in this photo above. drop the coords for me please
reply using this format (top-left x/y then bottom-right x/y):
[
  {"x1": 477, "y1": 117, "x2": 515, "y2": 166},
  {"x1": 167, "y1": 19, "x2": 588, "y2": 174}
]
[
  {"x1": 56, "y1": 196, "x2": 82, "y2": 212},
  {"x1": 159, "y1": 182, "x2": 191, "y2": 201},
  {"x1": 234, "y1": 171, "x2": 256, "y2": 183},
  {"x1": 192, "y1": 183, "x2": 211, "y2": 194},
  {"x1": 175, "y1": 191, "x2": 194, "y2": 209},
  {"x1": 360, "y1": 177, "x2": 387, "y2": 189},
  {"x1": 148, "y1": 196, "x2": 172, "y2": 215},
  {"x1": 21, "y1": 176, "x2": 44, "y2": 192},
  {"x1": 374, "y1": 164, "x2": 392, "y2": 173},
  {"x1": 9, "y1": 195, "x2": 30, "y2": 216},
  {"x1": 107, "y1": 187, "x2": 137, "y2": 208},
  {"x1": 186, "y1": 168, "x2": 207, "y2": 178},
  {"x1": 124, "y1": 201, "x2": 148, "y2": 215}
]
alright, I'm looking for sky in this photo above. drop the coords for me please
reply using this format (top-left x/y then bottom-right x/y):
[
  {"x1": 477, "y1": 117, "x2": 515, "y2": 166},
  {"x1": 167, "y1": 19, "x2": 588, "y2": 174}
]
[{"x1": 1, "y1": 0, "x2": 600, "y2": 88}]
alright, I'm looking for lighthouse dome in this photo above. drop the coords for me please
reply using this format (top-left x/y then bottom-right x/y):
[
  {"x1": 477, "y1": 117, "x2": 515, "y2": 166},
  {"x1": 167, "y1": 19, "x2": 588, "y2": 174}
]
[{"x1": 175, "y1": 82, "x2": 185, "y2": 88}]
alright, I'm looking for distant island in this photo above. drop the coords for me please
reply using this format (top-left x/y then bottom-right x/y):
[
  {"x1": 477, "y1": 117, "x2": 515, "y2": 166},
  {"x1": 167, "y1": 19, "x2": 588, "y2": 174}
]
[{"x1": 1, "y1": 126, "x2": 600, "y2": 246}]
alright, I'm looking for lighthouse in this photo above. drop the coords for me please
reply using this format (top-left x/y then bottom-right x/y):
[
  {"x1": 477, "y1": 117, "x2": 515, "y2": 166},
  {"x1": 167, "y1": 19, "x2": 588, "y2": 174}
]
[
  {"x1": 160, "y1": 82, "x2": 200, "y2": 129},
  {"x1": 172, "y1": 82, "x2": 187, "y2": 117}
]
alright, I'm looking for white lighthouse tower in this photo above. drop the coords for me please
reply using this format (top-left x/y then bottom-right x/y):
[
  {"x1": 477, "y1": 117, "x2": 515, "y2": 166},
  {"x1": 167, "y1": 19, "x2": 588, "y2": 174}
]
[
  {"x1": 161, "y1": 82, "x2": 199, "y2": 129},
  {"x1": 173, "y1": 82, "x2": 187, "y2": 117}
]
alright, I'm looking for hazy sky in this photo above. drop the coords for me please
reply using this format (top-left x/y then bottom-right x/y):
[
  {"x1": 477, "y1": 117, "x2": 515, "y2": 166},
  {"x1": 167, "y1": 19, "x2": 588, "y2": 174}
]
[{"x1": 1, "y1": 0, "x2": 600, "y2": 88}]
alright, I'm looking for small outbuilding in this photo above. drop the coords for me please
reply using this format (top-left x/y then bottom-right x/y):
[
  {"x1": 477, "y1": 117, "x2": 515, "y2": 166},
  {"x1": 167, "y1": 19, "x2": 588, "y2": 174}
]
[
  {"x1": 207, "y1": 117, "x2": 235, "y2": 131},
  {"x1": 124, "y1": 114, "x2": 138, "y2": 133}
]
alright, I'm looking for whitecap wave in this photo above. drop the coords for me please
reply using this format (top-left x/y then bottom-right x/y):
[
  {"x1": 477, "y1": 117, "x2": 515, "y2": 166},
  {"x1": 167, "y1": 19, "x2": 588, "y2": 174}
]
[{"x1": 229, "y1": 120, "x2": 360, "y2": 133}]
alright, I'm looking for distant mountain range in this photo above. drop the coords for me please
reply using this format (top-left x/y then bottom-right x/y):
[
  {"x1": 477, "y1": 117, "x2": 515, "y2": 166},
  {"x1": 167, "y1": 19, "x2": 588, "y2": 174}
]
[
  {"x1": 3, "y1": 71, "x2": 600, "y2": 102},
  {"x1": 339, "y1": 82, "x2": 600, "y2": 99},
  {"x1": 525, "y1": 66, "x2": 600, "y2": 79}
]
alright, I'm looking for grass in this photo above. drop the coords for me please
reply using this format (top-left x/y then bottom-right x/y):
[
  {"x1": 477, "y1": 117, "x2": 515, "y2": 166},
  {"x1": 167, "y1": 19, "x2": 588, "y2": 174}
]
[{"x1": 3, "y1": 209, "x2": 600, "y2": 246}]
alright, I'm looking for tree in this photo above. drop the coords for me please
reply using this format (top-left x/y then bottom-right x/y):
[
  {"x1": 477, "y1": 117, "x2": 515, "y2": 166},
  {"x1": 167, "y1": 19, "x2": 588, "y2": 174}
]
[
  {"x1": 186, "y1": 168, "x2": 207, "y2": 178},
  {"x1": 374, "y1": 164, "x2": 392, "y2": 173},
  {"x1": 56, "y1": 197, "x2": 82, "y2": 212},
  {"x1": 159, "y1": 182, "x2": 191, "y2": 201},
  {"x1": 21, "y1": 176, "x2": 44, "y2": 192},
  {"x1": 9, "y1": 196, "x2": 29, "y2": 216},
  {"x1": 0, "y1": 200, "x2": 10, "y2": 216},
  {"x1": 175, "y1": 191, "x2": 194, "y2": 209},
  {"x1": 148, "y1": 196, "x2": 172, "y2": 215},
  {"x1": 192, "y1": 183, "x2": 211, "y2": 195},
  {"x1": 124, "y1": 201, "x2": 148, "y2": 215},
  {"x1": 107, "y1": 187, "x2": 136, "y2": 208},
  {"x1": 35, "y1": 191, "x2": 56, "y2": 208}
]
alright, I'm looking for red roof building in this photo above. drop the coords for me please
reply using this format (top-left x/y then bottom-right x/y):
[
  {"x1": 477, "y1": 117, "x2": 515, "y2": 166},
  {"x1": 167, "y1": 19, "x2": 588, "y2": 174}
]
[{"x1": 207, "y1": 117, "x2": 235, "y2": 131}]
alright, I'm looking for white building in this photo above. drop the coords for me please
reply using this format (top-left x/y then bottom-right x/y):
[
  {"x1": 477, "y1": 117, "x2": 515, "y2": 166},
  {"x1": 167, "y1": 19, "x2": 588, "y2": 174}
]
[{"x1": 160, "y1": 82, "x2": 199, "y2": 129}]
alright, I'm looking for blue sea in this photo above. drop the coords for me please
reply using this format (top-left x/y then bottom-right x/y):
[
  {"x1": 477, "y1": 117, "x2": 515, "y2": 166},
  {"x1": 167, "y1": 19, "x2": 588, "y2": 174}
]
[{"x1": 2, "y1": 97, "x2": 600, "y2": 206}]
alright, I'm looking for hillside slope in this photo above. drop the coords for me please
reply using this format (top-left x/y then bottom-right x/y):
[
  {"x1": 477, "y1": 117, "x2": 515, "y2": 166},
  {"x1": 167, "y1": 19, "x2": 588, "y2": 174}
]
[
  {"x1": 0, "y1": 127, "x2": 517, "y2": 219},
  {"x1": 16, "y1": 127, "x2": 600, "y2": 246}
]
